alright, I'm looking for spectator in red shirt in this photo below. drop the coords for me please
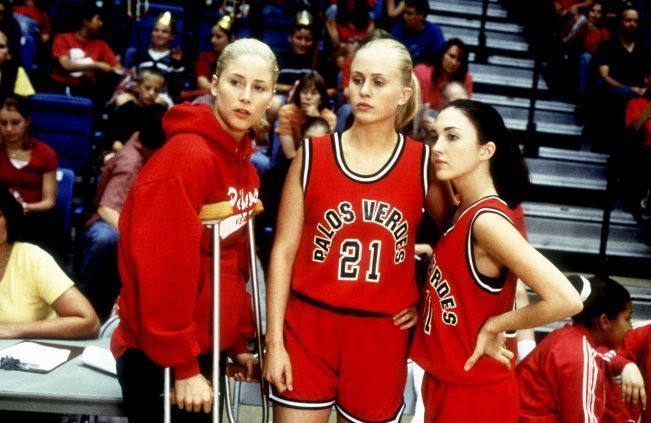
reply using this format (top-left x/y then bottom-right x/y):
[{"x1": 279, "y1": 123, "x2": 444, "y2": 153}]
[
  {"x1": 0, "y1": 95, "x2": 59, "y2": 255},
  {"x1": 50, "y1": 3, "x2": 124, "y2": 103},
  {"x1": 13, "y1": 0, "x2": 50, "y2": 43},
  {"x1": 79, "y1": 113, "x2": 166, "y2": 320},
  {"x1": 195, "y1": 15, "x2": 235, "y2": 93}
]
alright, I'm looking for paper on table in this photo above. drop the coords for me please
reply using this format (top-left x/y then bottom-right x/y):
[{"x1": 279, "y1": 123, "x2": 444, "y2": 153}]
[{"x1": 0, "y1": 341, "x2": 71, "y2": 372}]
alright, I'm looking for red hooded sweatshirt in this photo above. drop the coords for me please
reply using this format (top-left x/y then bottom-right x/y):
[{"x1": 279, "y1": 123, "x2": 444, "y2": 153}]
[{"x1": 111, "y1": 103, "x2": 259, "y2": 380}]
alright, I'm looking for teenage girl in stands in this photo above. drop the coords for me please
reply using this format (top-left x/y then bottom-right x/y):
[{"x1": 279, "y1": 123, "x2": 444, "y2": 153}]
[
  {"x1": 0, "y1": 95, "x2": 59, "y2": 254},
  {"x1": 0, "y1": 29, "x2": 34, "y2": 103},
  {"x1": 196, "y1": 15, "x2": 235, "y2": 93},
  {"x1": 264, "y1": 38, "x2": 454, "y2": 423},
  {"x1": 409, "y1": 99, "x2": 583, "y2": 422},
  {"x1": 414, "y1": 38, "x2": 473, "y2": 112},
  {"x1": 111, "y1": 39, "x2": 277, "y2": 422}
]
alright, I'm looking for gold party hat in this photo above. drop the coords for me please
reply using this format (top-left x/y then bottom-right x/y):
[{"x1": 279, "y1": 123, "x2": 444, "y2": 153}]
[
  {"x1": 296, "y1": 10, "x2": 313, "y2": 26},
  {"x1": 156, "y1": 11, "x2": 173, "y2": 28},
  {"x1": 217, "y1": 14, "x2": 234, "y2": 32}
]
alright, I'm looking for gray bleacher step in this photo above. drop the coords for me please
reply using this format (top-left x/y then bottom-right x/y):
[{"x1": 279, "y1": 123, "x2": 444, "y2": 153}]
[
  {"x1": 486, "y1": 55, "x2": 535, "y2": 69},
  {"x1": 473, "y1": 93, "x2": 576, "y2": 113},
  {"x1": 525, "y1": 158, "x2": 606, "y2": 191},
  {"x1": 526, "y1": 217, "x2": 651, "y2": 258},
  {"x1": 523, "y1": 202, "x2": 637, "y2": 226},
  {"x1": 470, "y1": 63, "x2": 548, "y2": 90},
  {"x1": 428, "y1": 14, "x2": 523, "y2": 33},
  {"x1": 537, "y1": 146, "x2": 608, "y2": 164},
  {"x1": 441, "y1": 25, "x2": 529, "y2": 51},
  {"x1": 492, "y1": 105, "x2": 581, "y2": 136},
  {"x1": 429, "y1": 0, "x2": 508, "y2": 18}
]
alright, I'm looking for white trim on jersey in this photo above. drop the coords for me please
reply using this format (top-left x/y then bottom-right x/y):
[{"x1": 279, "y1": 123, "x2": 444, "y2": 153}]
[
  {"x1": 302, "y1": 137, "x2": 312, "y2": 193},
  {"x1": 422, "y1": 144, "x2": 430, "y2": 198},
  {"x1": 443, "y1": 195, "x2": 507, "y2": 236},
  {"x1": 333, "y1": 132, "x2": 404, "y2": 182},
  {"x1": 466, "y1": 207, "x2": 513, "y2": 293},
  {"x1": 335, "y1": 402, "x2": 405, "y2": 423},
  {"x1": 267, "y1": 387, "x2": 336, "y2": 409},
  {"x1": 582, "y1": 336, "x2": 599, "y2": 423},
  {"x1": 600, "y1": 349, "x2": 617, "y2": 363}
]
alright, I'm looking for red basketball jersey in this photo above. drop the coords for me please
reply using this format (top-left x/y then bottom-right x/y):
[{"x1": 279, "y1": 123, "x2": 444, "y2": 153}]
[
  {"x1": 410, "y1": 196, "x2": 519, "y2": 385},
  {"x1": 291, "y1": 133, "x2": 429, "y2": 314}
]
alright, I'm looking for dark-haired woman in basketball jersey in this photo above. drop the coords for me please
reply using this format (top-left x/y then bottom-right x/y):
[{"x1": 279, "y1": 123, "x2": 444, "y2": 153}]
[{"x1": 409, "y1": 99, "x2": 583, "y2": 422}]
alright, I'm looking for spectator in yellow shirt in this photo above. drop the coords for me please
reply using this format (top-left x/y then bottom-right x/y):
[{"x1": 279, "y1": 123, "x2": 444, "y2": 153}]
[{"x1": 0, "y1": 184, "x2": 99, "y2": 339}]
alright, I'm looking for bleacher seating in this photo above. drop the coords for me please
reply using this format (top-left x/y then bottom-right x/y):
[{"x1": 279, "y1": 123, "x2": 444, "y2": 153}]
[{"x1": 29, "y1": 94, "x2": 94, "y2": 173}]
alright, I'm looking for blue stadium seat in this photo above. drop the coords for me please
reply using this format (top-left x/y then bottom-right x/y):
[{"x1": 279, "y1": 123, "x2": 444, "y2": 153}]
[
  {"x1": 55, "y1": 168, "x2": 75, "y2": 244},
  {"x1": 29, "y1": 94, "x2": 93, "y2": 172}
]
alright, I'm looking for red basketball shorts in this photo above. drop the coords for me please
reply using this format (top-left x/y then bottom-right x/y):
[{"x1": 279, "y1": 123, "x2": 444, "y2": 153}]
[
  {"x1": 421, "y1": 372, "x2": 519, "y2": 423},
  {"x1": 268, "y1": 295, "x2": 409, "y2": 422}
]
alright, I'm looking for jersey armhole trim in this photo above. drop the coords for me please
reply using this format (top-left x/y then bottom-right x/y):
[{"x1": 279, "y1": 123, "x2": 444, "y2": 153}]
[
  {"x1": 421, "y1": 144, "x2": 430, "y2": 199},
  {"x1": 465, "y1": 208, "x2": 514, "y2": 294},
  {"x1": 301, "y1": 137, "x2": 312, "y2": 194}
]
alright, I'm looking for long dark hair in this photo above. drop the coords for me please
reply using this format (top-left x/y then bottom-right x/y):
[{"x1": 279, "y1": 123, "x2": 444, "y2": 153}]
[
  {"x1": 431, "y1": 38, "x2": 469, "y2": 86},
  {"x1": 0, "y1": 29, "x2": 18, "y2": 105},
  {"x1": 442, "y1": 99, "x2": 530, "y2": 208},
  {"x1": 0, "y1": 184, "x2": 24, "y2": 243}
]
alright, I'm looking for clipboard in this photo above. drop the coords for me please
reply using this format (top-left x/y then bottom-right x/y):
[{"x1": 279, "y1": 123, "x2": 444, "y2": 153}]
[{"x1": 0, "y1": 341, "x2": 84, "y2": 374}]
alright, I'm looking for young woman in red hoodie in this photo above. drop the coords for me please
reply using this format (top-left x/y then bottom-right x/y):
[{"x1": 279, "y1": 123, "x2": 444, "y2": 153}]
[{"x1": 110, "y1": 38, "x2": 278, "y2": 422}]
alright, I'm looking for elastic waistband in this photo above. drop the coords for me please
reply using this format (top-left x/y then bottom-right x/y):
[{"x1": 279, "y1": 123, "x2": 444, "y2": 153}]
[{"x1": 291, "y1": 290, "x2": 392, "y2": 318}]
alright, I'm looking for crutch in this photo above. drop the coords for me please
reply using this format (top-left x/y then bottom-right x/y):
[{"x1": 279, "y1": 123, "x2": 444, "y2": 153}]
[{"x1": 164, "y1": 200, "x2": 267, "y2": 423}]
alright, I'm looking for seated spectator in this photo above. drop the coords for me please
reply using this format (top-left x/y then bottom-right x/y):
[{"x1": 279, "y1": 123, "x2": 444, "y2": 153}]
[
  {"x1": 620, "y1": 66, "x2": 651, "y2": 215},
  {"x1": 616, "y1": 320, "x2": 651, "y2": 419},
  {"x1": 562, "y1": 1, "x2": 609, "y2": 95},
  {"x1": 195, "y1": 15, "x2": 235, "y2": 93},
  {"x1": 269, "y1": 11, "x2": 336, "y2": 132},
  {"x1": 13, "y1": 0, "x2": 50, "y2": 43},
  {"x1": 110, "y1": 68, "x2": 167, "y2": 153},
  {"x1": 0, "y1": 184, "x2": 99, "y2": 339},
  {"x1": 276, "y1": 71, "x2": 336, "y2": 160},
  {"x1": 50, "y1": 2, "x2": 124, "y2": 103},
  {"x1": 0, "y1": 95, "x2": 59, "y2": 255},
  {"x1": 0, "y1": 0, "x2": 23, "y2": 66},
  {"x1": 414, "y1": 38, "x2": 473, "y2": 112},
  {"x1": 518, "y1": 275, "x2": 638, "y2": 421},
  {"x1": 390, "y1": 0, "x2": 444, "y2": 64},
  {"x1": 326, "y1": 0, "x2": 375, "y2": 52},
  {"x1": 128, "y1": 11, "x2": 185, "y2": 103},
  {"x1": 411, "y1": 81, "x2": 470, "y2": 140},
  {"x1": 79, "y1": 114, "x2": 166, "y2": 320},
  {"x1": 275, "y1": 11, "x2": 335, "y2": 96},
  {"x1": 553, "y1": 0, "x2": 594, "y2": 20},
  {"x1": 587, "y1": 6, "x2": 649, "y2": 151},
  {"x1": 0, "y1": 29, "x2": 35, "y2": 102}
]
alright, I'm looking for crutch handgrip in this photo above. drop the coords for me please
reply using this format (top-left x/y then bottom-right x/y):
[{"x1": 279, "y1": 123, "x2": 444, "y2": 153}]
[{"x1": 199, "y1": 201, "x2": 235, "y2": 222}]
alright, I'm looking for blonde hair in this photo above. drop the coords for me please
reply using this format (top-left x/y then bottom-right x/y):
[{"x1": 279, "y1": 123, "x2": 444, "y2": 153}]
[
  {"x1": 356, "y1": 39, "x2": 420, "y2": 130},
  {"x1": 215, "y1": 38, "x2": 278, "y2": 137}
]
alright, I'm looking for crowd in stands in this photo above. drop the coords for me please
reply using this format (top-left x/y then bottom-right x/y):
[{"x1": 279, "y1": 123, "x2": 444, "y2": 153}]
[{"x1": 0, "y1": 0, "x2": 650, "y2": 421}]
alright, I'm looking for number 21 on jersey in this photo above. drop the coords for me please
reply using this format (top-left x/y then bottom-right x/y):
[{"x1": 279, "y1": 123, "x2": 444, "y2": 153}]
[{"x1": 338, "y1": 239, "x2": 382, "y2": 282}]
